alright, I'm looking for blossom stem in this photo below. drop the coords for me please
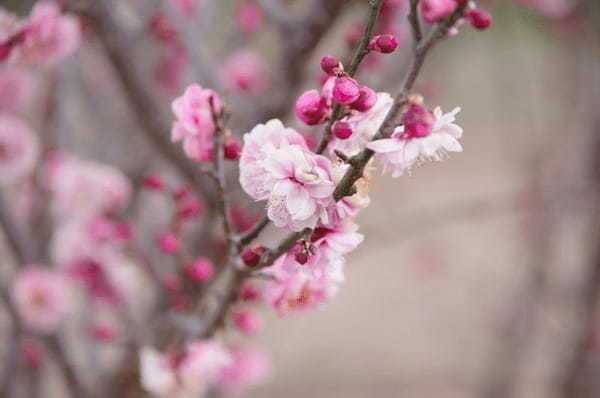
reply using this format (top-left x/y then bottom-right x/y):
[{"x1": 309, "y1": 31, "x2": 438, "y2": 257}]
[
  {"x1": 333, "y1": 3, "x2": 467, "y2": 201},
  {"x1": 238, "y1": 216, "x2": 270, "y2": 248},
  {"x1": 316, "y1": 0, "x2": 385, "y2": 155},
  {"x1": 408, "y1": 0, "x2": 423, "y2": 43}
]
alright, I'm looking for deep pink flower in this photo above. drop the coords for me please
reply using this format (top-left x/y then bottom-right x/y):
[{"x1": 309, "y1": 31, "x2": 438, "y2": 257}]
[
  {"x1": 171, "y1": 84, "x2": 223, "y2": 162},
  {"x1": 12, "y1": 266, "x2": 71, "y2": 333},
  {"x1": 368, "y1": 34, "x2": 399, "y2": 53},
  {"x1": 0, "y1": 114, "x2": 39, "y2": 185},
  {"x1": 295, "y1": 89, "x2": 329, "y2": 126},
  {"x1": 333, "y1": 76, "x2": 361, "y2": 104}
]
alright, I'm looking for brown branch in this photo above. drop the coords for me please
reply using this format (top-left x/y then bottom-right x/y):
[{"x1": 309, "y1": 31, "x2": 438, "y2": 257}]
[{"x1": 408, "y1": 0, "x2": 423, "y2": 43}]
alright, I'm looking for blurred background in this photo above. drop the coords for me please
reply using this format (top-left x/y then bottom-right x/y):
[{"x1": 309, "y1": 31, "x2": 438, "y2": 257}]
[{"x1": 2, "y1": 0, "x2": 600, "y2": 397}]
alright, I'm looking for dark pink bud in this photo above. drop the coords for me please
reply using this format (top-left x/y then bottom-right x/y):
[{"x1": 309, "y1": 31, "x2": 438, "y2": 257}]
[
  {"x1": 241, "y1": 245, "x2": 267, "y2": 268},
  {"x1": 403, "y1": 102, "x2": 435, "y2": 138},
  {"x1": 173, "y1": 185, "x2": 191, "y2": 201},
  {"x1": 240, "y1": 281, "x2": 261, "y2": 302},
  {"x1": 466, "y1": 9, "x2": 493, "y2": 30},
  {"x1": 149, "y1": 12, "x2": 179, "y2": 44},
  {"x1": 420, "y1": 0, "x2": 456, "y2": 24},
  {"x1": 177, "y1": 196, "x2": 204, "y2": 220},
  {"x1": 144, "y1": 174, "x2": 165, "y2": 190},
  {"x1": 295, "y1": 251, "x2": 309, "y2": 265},
  {"x1": 158, "y1": 232, "x2": 181, "y2": 254},
  {"x1": 114, "y1": 222, "x2": 134, "y2": 241},
  {"x1": 296, "y1": 90, "x2": 328, "y2": 125},
  {"x1": 233, "y1": 310, "x2": 261, "y2": 336},
  {"x1": 368, "y1": 34, "x2": 399, "y2": 54},
  {"x1": 333, "y1": 77, "x2": 360, "y2": 105},
  {"x1": 350, "y1": 86, "x2": 377, "y2": 112},
  {"x1": 224, "y1": 135, "x2": 242, "y2": 160},
  {"x1": 19, "y1": 339, "x2": 44, "y2": 370},
  {"x1": 186, "y1": 257, "x2": 215, "y2": 283},
  {"x1": 332, "y1": 121, "x2": 353, "y2": 140},
  {"x1": 320, "y1": 55, "x2": 342, "y2": 76}
]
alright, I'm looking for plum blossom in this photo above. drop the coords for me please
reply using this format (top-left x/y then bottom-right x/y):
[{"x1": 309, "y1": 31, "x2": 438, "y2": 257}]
[
  {"x1": 171, "y1": 84, "x2": 222, "y2": 162},
  {"x1": 167, "y1": 0, "x2": 200, "y2": 16},
  {"x1": 18, "y1": 1, "x2": 81, "y2": 66},
  {"x1": 0, "y1": 66, "x2": 36, "y2": 112},
  {"x1": 263, "y1": 254, "x2": 345, "y2": 316},
  {"x1": 48, "y1": 155, "x2": 131, "y2": 218},
  {"x1": 263, "y1": 145, "x2": 335, "y2": 231},
  {"x1": 239, "y1": 119, "x2": 307, "y2": 200},
  {"x1": 222, "y1": 51, "x2": 267, "y2": 96},
  {"x1": 236, "y1": 1, "x2": 263, "y2": 34},
  {"x1": 217, "y1": 347, "x2": 270, "y2": 394},
  {"x1": 12, "y1": 266, "x2": 71, "y2": 333},
  {"x1": 140, "y1": 340, "x2": 232, "y2": 398},
  {"x1": 0, "y1": 114, "x2": 40, "y2": 185},
  {"x1": 367, "y1": 106, "x2": 463, "y2": 177}
]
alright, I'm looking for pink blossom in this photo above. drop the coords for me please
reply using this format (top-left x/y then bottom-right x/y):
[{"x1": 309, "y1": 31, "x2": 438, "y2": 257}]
[
  {"x1": 263, "y1": 255, "x2": 345, "y2": 316},
  {"x1": 0, "y1": 114, "x2": 40, "y2": 185},
  {"x1": 12, "y1": 266, "x2": 71, "y2": 333},
  {"x1": 236, "y1": 1, "x2": 264, "y2": 34},
  {"x1": 217, "y1": 347, "x2": 270, "y2": 394},
  {"x1": 0, "y1": 66, "x2": 36, "y2": 112},
  {"x1": 158, "y1": 232, "x2": 181, "y2": 254},
  {"x1": 311, "y1": 221, "x2": 364, "y2": 259},
  {"x1": 167, "y1": 0, "x2": 200, "y2": 17},
  {"x1": 49, "y1": 156, "x2": 131, "y2": 218},
  {"x1": 333, "y1": 76, "x2": 361, "y2": 104},
  {"x1": 367, "y1": 106, "x2": 463, "y2": 177},
  {"x1": 223, "y1": 51, "x2": 267, "y2": 96},
  {"x1": 320, "y1": 55, "x2": 342, "y2": 76},
  {"x1": 171, "y1": 84, "x2": 222, "y2": 162},
  {"x1": 19, "y1": 1, "x2": 81, "y2": 66},
  {"x1": 420, "y1": 0, "x2": 457, "y2": 24},
  {"x1": 140, "y1": 340, "x2": 232, "y2": 397},
  {"x1": 261, "y1": 144, "x2": 335, "y2": 231},
  {"x1": 239, "y1": 119, "x2": 307, "y2": 201}
]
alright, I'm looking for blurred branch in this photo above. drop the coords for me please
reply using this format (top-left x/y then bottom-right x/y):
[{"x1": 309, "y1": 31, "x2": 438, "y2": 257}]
[{"x1": 0, "y1": 193, "x2": 34, "y2": 266}]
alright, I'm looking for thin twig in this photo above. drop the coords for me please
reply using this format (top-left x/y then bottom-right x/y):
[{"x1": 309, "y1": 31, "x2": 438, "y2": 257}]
[
  {"x1": 315, "y1": 0, "x2": 385, "y2": 154},
  {"x1": 408, "y1": 0, "x2": 423, "y2": 43}
]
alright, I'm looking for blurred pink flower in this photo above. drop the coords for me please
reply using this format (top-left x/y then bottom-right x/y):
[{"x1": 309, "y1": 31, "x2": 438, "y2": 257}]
[
  {"x1": 167, "y1": 0, "x2": 200, "y2": 16},
  {"x1": 12, "y1": 266, "x2": 71, "y2": 333},
  {"x1": 217, "y1": 347, "x2": 270, "y2": 394},
  {"x1": 19, "y1": 1, "x2": 81, "y2": 66},
  {"x1": 222, "y1": 50, "x2": 267, "y2": 96},
  {"x1": 140, "y1": 340, "x2": 232, "y2": 397},
  {"x1": 517, "y1": 0, "x2": 576, "y2": 19},
  {"x1": 0, "y1": 65, "x2": 36, "y2": 112},
  {"x1": 171, "y1": 84, "x2": 222, "y2": 162},
  {"x1": 0, "y1": 114, "x2": 40, "y2": 185},
  {"x1": 236, "y1": 1, "x2": 263, "y2": 34}
]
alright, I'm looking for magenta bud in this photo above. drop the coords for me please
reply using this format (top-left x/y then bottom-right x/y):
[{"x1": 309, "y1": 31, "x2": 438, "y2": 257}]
[
  {"x1": 186, "y1": 257, "x2": 215, "y2": 283},
  {"x1": 295, "y1": 90, "x2": 328, "y2": 125},
  {"x1": 350, "y1": 86, "x2": 377, "y2": 112},
  {"x1": 333, "y1": 77, "x2": 360, "y2": 105},
  {"x1": 158, "y1": 232, "x2": 181, "y2": 254},
  {"x1": 466, "y1": 9, "x2": 493, "y2": 30},
  {"x1": 320, "y1": 55, "x2": 341, "y2": 76},
  {"x1": 224, "y1": 135, "x2": 242, "y2": 160},
  {"x1": 402, "y1": 102, "x2": 435, "y2": 138},
  {"x1": 332, "y1": 121, "x2": 353, "y2": 140},
  {"x1": 241, "y1": 245, "x2": 267, "y2": 268},
  {"x1": 368, "y1": 34, "x2": 399, "y2": 54}
]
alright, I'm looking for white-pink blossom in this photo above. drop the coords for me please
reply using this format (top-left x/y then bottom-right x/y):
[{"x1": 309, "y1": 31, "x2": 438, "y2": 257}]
[
  {"x1": 0, "y1": 66, "x2": 36, "y2": 112},
  {"x1": 367, "y1": 106, "x2": 463, "y2": 177},
  {"x1": 49, "y1": 156, "x2": 131, "y2": 218},
  {"x1": 12, "y1": 266, "x2": 71, "y2": 333},
  {"x1": 263, "y1": 254, "x2": 345, "y2": 316},
  {"x1": 0, "y1": 114, "x2": 40, "y2": 185},
  {"x1": 19, "y1": 1, "x2": 81, "y2": 66},
  {"x1": 140, "y1": 340, "x2": 232, "y2": 398},
  {"x1": 239, "y1": 119, "x2": 307, "y2": 200},
  {"x1": 262, "y1": 145, "x2": 335, "y2": 231},
  {"x1": 171, "y1": 84, "x2": 222, "y2": 162}
]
